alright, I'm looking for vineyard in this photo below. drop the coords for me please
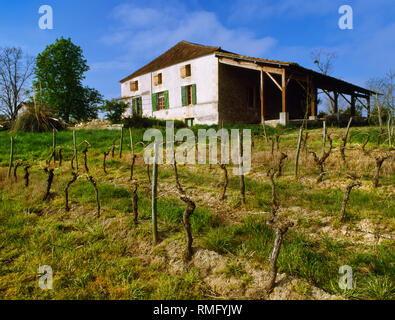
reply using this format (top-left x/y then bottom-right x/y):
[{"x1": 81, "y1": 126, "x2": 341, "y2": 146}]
[{"x1": 0, "y1": 124, "x2": 394, "y2": 300}]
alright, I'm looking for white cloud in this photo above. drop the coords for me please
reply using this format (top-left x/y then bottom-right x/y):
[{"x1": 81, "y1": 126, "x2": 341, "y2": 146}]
[{"x1": 98, "y1": 3, "x2": 277, "y2": 72}]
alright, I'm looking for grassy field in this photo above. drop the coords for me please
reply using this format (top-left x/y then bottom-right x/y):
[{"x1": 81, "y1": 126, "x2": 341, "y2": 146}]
[{"x1": 0, "y1": 124, "x2": 394, "y2": 300}]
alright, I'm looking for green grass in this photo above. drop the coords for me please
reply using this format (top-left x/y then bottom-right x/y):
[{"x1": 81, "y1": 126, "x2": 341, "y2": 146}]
[{"x1": 0, "y1": 125, "x2": 393, "y2": 300}]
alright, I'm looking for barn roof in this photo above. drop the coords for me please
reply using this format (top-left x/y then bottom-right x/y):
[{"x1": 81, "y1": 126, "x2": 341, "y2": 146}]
[{"x1": 119, "y1": 40, "x2": 375, "y2": 96}]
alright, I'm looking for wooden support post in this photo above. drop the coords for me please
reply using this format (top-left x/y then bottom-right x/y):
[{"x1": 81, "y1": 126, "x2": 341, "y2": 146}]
[
  {"x1": 351, "y1": 94, "x2": 356, "y2": 117},
  {"x1": 260, "y1": 69, "x2": 264, "y2": 124},
  {"x1": 282, "y1": 69, "x2": 286, "y2": 113},
  {"x1": 367, "y1": 96, "x2": 371, "y2": 120},
  {"x1": 119, "y1": 127, "x2": 124, "y2": 158},
  {"x1": 334, "y1": 92, "x2": 339, "y2": 120},
  {"x1": 73, "y1": 130, "x2": 78, "y2": 171},
  {"x1": 8, "y1": 136, "x2": 14, "y2": 178},
  {"x1": 52, "y1": 128, "x2": 56, "y2": 164},
  {"x1": 311, "y1": 84, "x2": 317, "y2": 117}
]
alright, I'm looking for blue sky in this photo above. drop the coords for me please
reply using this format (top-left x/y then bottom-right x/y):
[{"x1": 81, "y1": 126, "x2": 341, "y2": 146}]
[{"x1": 1, "y1": 0, "x2": 394, "y2": 102}]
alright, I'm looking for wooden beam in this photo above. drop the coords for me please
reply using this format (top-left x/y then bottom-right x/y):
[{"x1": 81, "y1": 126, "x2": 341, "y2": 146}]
[
  {"x1": 260, "y1": 70, "x2": 264, "y2": 124},
  {"x1": 356, "y1": 96, "x2": 367, "y2": 109},
  {"x1": 322, "y1": 89, "x2": 336, "y2": 103},
  {"x1": 265, "y1": 71, "x2": 282, "y2": 91},
  {"x1": 339, "y1": 92, "x2": 352, "y2": 106},
  {"x1": 282, "y1": 69, "x2": 287, "y2": 113},
  {"x1": 311, "y1": 84, "x2": 317, "y2": 117},
  {"x1": 218, "y1": 58, "x2": 283, "y2": 75},
  {"x1": 296, "y1": 79, "x2": 306, "y2": 92},
  {"x1": 367, "y1": 96, "x2": 371, "y2": 118}
]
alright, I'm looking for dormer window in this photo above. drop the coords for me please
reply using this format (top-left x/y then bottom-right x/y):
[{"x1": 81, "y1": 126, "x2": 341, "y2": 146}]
[
  {"x1": 180, "y1": 64, "x2": 191, "y2": 78},
  {"x1": 154, "y1": 73, "x2": 162, "y2": 86},
  {"x1": 130, "y1": 81, "x2": 138, "y2": 92}
]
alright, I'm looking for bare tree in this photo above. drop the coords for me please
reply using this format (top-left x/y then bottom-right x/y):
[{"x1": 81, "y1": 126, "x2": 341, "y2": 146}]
[
  {"x1": 311, "y1": 49, "x2": 337, "y2": 75},
  {"x1": 0, "y1": 47, "x2": 34, "y2": 120},
  {"x1": 311, "y1": 49, "x2": 337, "y2": 114},
  {"x1": 367, "y1": 77, "x2": 387, "y2": 128}
]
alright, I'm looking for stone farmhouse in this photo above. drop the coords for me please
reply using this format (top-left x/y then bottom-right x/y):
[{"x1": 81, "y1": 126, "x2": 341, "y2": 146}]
[{"x1": 119, "y1": 41, "x2": 374, "y2": 126}]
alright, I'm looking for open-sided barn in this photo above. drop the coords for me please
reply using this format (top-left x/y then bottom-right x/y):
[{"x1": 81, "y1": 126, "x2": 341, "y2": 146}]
[{"x1": 119, "y1": 41, "x2": 374, "y2": 126}]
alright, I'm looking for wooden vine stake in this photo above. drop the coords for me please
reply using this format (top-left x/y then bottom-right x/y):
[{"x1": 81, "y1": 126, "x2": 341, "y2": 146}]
[
  {"x1": 151, "y1": 143, "x2": 159, "y2": 245},
  {"x1": 72, "y1": 130, "x2": 78, "y2": 171},
  {"x1": 131, "y1": 179, "x2": 139, "y2": 225},
  {"x1": 129, "y1": 127, "x2": 134, "y2": 156},
  {"x1": 262, "y1": 119, "x2": 268, "y2": 142},
  {"x1": 340, "y1": 117, "x2": 353, "y2": 164},
  {"x1": 294, "y1": 109, "x2": 309, "y2": 178},
  {"x1": 294, "y1": 127, "x2": 303, "y2": 178},
  {"x1": 7, "y1": 136, "x2": 14, "y2": 178},
  {"x1": 173, "y1": 150, "x2": 196, "y2": 261},
  {"x1": 65, "y1": 172, "x2": 78, "y2": 211},
  {"x1": 238, "y1": 131, "x2": 246, "y2": 205},
  {"x1": 322, "y1": 120, "x2": 326, "y2": 156},
  {"x1": 119, "y1": 127, "x2": 124, "y2": 158},
  {"x1": 50, "y1": 128, "x2": 56, "y2": 165}
]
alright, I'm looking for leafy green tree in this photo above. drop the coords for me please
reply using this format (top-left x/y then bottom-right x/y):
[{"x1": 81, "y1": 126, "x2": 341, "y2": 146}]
[
  {"x1": 33, "y1": 37, "x2": 102, "y2": 122},
  {"x1": 100, "y1": 100, "x2": 129, "y2": 124}
]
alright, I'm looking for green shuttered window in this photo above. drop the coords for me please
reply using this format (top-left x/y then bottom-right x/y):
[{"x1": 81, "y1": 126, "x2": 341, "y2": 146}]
[
  {"x1": 181, "y1": 86, "x2": 187, "y2": 106},
  {"x1": 152, "y1": 91, "x2": 169, "y2": 111},
  {"x1": 152, "y1": 93, "x2": 157, "y2": 112},
  {"x1": 181, "y1": 84, "x2": 197, "y2": 106},
  {"x1": 132, "y1": 97, "x2": 143, "y2": 116}
]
